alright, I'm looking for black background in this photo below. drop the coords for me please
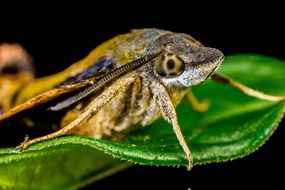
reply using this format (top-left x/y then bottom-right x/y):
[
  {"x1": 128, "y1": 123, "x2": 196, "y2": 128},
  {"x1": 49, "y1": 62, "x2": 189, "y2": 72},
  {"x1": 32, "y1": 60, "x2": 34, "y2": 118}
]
[{"x1": 0, "y1": 3, "x2": 284, "y2": 190}]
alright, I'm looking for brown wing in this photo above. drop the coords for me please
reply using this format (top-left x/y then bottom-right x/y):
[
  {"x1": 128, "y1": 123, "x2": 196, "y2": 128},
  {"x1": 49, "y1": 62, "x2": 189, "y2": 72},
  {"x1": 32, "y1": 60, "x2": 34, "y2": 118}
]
[
  {"x1": 0, "y1": 57, "x2": 116, "y2": 122},
  {"x1": 0, "y1": 52, "x2": 161, "y2": 122},
  {"x1": 0, "y1": 80, "x2": 91, "y2": 121}
]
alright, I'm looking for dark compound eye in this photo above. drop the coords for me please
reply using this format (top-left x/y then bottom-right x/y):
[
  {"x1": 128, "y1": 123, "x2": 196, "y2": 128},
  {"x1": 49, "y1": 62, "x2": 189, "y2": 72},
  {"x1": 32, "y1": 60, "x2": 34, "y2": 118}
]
[
  {"x1": 166, "y1": 59, "x2": 175, "y2": 70},
  {"x1": 154, "y1": 54, "x2": 185, "y2": 78}
]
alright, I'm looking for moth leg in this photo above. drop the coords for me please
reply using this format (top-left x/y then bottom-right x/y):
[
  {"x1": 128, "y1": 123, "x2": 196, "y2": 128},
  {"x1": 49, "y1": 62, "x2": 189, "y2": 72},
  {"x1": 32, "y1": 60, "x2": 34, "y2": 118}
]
[
  {"x1": 211, "y1": 74, "x2": 284, "y2": 101},
  {"x1": 186, "y1": 89, "x2": 210, "y2": 112},
  {"x1": 19, "y1": 73, "x2": 137, "y2": 150},
  {"x1": 154, "y1": 80, "x2": 193, "y2": 170}
]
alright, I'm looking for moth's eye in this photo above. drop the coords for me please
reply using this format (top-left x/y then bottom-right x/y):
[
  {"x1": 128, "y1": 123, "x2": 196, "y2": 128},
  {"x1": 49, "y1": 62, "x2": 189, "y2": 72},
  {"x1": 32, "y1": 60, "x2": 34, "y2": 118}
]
[{"x1": 154, "y1": 54, "x2": 185, "y2": 78}]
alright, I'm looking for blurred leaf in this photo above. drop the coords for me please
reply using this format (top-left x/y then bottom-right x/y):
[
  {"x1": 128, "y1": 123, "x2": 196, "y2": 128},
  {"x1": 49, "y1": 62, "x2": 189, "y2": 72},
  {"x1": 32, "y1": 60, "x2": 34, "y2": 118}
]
[{"x1": 0, "y1": 54, "x2": 284, "y2": 189}]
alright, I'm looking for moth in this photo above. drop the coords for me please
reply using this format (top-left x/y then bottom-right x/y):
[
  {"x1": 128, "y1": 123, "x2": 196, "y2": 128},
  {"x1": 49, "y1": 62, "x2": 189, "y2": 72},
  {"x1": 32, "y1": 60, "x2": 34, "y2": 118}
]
[{"x1": 0, "y1": 29, "x2": 283, "y2": 170}]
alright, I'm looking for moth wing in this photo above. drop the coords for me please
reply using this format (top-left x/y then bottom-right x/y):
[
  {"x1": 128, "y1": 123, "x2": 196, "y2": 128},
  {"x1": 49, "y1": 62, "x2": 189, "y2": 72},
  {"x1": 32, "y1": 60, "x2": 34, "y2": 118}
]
[
  {"x1": 0, "y1": 51, "x2": 161, "y2": 122},
  {"x1": 0, "y1": 58, "x2": 116, "y2": 122},
  {"x1": 0, "y1": 80, "x2": 91, "y2": 121}
]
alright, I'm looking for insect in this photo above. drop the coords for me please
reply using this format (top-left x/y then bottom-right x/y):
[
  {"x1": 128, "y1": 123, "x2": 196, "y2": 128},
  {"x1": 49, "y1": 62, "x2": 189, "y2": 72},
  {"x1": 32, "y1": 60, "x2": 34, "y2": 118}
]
[{"x1": 0, "y1": 29, "x2": 283, "y2": 170}]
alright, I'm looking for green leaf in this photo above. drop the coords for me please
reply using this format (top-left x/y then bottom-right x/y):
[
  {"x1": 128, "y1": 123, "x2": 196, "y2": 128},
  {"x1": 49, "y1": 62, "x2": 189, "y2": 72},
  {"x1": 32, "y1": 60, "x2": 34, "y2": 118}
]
[{"x1": 0, "y1": 54, "x2": 285, "y2": 189}]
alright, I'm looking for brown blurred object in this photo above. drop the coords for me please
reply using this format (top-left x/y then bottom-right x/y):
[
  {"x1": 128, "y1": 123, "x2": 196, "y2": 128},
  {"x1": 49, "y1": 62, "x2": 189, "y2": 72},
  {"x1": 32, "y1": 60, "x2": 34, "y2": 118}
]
[
  {"x1": 0, "y1": 43, "x2": 34, "y2": 113},
  {"x1": 0, "y1": 43, "x2": 33, "y2": 74}
]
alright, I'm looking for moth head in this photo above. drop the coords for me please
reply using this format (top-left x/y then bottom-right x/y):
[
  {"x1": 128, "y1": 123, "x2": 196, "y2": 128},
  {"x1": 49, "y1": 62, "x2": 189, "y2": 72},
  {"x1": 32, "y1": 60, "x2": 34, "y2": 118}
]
[{"x1": 153, "y1": 33, "x2": 224, "y2": 88}]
